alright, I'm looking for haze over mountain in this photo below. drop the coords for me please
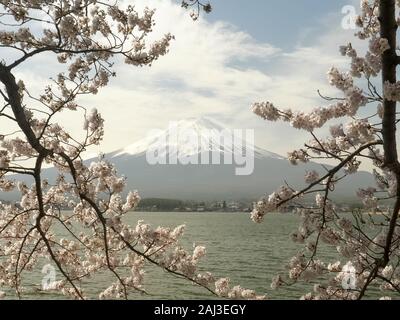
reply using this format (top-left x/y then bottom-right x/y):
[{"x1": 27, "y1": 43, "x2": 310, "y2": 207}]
[
  {"x1": 3, "y1": 117, "x2": 374, "y2": 202},
  {"x1": 103, "y1": 117, "x2": 373, "y2": 201}
]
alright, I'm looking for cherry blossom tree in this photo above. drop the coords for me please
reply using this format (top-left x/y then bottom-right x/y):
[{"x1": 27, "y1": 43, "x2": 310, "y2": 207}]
[
  {"x1": 0, "y1": 0, "x2": 263, "y2": 300},
  {"x1": 251, "y1": 0, "x2": 400, "y2": 300}
]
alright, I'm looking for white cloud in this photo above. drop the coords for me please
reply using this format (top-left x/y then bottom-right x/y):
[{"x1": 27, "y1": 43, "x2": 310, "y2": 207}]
[{"x1": 2, "y1": 0, "x2": 368, "y2": 166}]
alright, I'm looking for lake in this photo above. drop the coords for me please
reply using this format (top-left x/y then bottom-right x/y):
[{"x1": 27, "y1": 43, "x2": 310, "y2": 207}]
[{"x1": 4, "y1": 212, "x2": 382, "y2": 300}]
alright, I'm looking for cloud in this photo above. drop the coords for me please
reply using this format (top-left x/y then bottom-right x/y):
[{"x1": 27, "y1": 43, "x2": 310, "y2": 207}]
[{"x1": 2, "y1": 0, "x2": 367, "y2": 167}]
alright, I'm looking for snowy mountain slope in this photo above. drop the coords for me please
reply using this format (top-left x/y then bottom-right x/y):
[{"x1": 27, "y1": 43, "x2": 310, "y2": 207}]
[
  {"x1": 111, "y1": 117, "x2": 283, "y2": 160},
  {"x1": 2, "y1": 117, "x2": 374, "y2": 202},
  {"x1": 95, "y1": 117, "x2": 373, "y2": 201}
]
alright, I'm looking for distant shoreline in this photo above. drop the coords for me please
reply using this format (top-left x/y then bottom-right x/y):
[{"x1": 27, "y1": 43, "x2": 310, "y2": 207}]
[{"x1": 135, "y1": 210, "x2": 251, "y2": 214}]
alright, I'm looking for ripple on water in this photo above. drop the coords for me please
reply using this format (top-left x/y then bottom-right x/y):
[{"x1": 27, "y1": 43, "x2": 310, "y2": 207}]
[{"x1": 4, "y1": 212, "x2": 384, "y2": 300}]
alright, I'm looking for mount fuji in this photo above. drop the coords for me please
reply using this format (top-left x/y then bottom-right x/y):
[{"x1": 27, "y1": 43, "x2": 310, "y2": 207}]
[
  {"x1": 3, "y1": 117, "x2": 374, "y2": 202},
  {"x1": 89, "y1": 117, "x2": 372, "y2": 201},
  {"x1": 110, "y1": 117, "x2": 281, "y2": 161}
]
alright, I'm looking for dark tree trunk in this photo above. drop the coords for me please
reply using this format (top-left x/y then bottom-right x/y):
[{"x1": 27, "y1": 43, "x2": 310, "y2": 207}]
[
  {"x1": 379, "y1": 0, "x2": 400, "y2": 266},
  {"x1": 380, "y1": 0, "x2": 399, "y2": 170}
]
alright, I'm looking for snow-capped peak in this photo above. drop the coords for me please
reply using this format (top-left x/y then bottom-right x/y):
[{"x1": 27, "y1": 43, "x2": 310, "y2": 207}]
[{"x1": 112, "y1": 117, "x2": 283, "y2": 160}]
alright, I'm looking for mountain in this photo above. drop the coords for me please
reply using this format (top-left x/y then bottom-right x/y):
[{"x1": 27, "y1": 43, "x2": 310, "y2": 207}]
[
  {"x1": 104, "y1": 117, "x2": 289, "y2": 200},
  {"x1": 2, "y1": 117, "x2": 374, "y2": 202},
  {"x1": 110, "y1": 117, "x2": 282, "y2": 161},
  {"x1": 101, "y1": 117, "x2": 374, "y2": 201}
]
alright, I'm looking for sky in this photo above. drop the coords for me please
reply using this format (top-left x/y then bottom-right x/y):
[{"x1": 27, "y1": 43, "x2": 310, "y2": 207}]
[{"x1": 5, "y1": 0, "x2": 370, "y2": 162}]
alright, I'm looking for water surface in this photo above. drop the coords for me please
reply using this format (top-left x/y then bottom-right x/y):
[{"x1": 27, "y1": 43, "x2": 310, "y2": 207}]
[{"x1": 6, "y1": 212, "x2": 383, "y2": 300}]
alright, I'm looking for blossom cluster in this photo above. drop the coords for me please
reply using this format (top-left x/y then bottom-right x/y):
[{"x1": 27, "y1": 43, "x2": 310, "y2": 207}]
[
  {"x1": 0, "y1": 0, "x2": 263, "y2": 300},
  {"x1": 249, "y1": 0, "x2": 400, "y2": 300}
]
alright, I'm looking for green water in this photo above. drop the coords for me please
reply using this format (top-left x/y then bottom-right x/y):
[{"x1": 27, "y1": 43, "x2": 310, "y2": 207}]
[{"x1": 4, "y1": 212, "x2": 382, "y2": 299}]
